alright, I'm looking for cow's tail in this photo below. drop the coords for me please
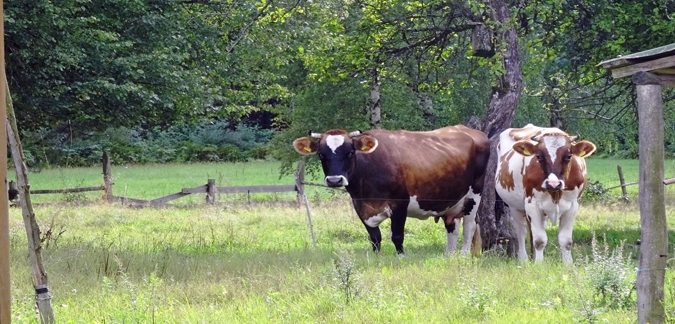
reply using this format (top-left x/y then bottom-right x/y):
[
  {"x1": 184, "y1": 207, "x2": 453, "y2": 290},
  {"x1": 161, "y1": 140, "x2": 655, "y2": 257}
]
[{"x1": 471, "y1": 223, "x2": 482, "y2": 258}]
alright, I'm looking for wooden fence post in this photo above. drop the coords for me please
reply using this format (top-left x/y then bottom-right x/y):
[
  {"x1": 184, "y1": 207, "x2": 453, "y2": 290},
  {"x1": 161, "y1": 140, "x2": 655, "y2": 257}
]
[
  {"x1": 102, "y1": 152, "x2": 113, "y2": 202},
  {"x1": 636, "y1": 81, "x2": 667, "y2": 324},
  {"x1": 206, "y1": 179, "x2": 215, "y2": 204},
  {"x1": 295, "y1": 161, "x2": 316, "y2": 249},
  {"x1": 617, "y1": 165, "x2": 628, "y2": 201}
]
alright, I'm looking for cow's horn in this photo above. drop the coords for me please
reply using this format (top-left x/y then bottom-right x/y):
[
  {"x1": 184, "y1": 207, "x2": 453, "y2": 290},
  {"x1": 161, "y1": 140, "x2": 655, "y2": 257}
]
[
  {"x1": 532, "y1": 135, "x2": 541, "y2": 141},
  {"x1": 569, "y1": 135, "x2": 578, "y2": 142},
  {"x1": 348, "y1": 130, "x2": 361, "y2": 137},
  {"x1": 310, "y1": 132, "x2": 323, "y2": 139}
]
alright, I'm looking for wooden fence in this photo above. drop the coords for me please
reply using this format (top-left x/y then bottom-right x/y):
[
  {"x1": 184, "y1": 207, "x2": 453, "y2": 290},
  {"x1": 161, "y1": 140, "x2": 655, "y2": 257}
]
[
  {"x1": 24, "y1": 152, "x2": 311, "y2": 207},
  {"x1": 605, "y1": 165, "x2": 675, "y2": 200}
]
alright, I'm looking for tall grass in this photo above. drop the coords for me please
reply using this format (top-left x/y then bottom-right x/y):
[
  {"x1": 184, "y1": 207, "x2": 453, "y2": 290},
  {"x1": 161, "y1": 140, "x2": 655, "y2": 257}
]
[{"x1": 7, "y1": 159, "x2": 675, "y2": 323}]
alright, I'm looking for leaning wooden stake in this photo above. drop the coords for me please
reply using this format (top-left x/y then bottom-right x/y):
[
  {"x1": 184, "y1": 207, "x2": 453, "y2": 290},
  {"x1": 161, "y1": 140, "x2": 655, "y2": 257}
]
[
  {"x1": 617, "y1": 165, "x2": 629, "y2": 201},
  {"x1": 295, "y1": 161, "x2": 316, "y2": 249},
  {"x1": 0, "y1": 2, "x2": 11, "y2": 320},
  {"x1": 6, "y1": 82, "x2": 55, "y2": 323}
]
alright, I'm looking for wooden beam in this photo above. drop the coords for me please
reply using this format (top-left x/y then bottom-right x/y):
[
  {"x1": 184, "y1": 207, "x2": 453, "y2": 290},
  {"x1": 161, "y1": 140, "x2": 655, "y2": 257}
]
[
  {"x1": 632, "y1": 71, "x2": 675, "y2": 87},
  {"x1": 217, "y1": 185, "x2": 296, "y2": 194},
  {"x1": 30, "y1": 186, "x2": 105, "y2": 194},
  {"x1": 181, "y1": 185, "x2": 207, "y2": 194},
  {"x1": 636, "y1": 83, "x2": 667, "y2": 324},
  {"x1": 611, "y1": 55, "x2": 675, "y2": 78}
]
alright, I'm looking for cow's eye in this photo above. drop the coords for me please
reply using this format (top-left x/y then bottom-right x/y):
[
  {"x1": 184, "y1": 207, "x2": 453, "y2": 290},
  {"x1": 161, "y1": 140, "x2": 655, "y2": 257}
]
[
  {"x1": 536, "y1": 154, "x2": 544, "y2": 160},
  {"x1": 348, "y1": 151, "x2": 354, "y2": 157},
  {"x1": 317, "y1": 153, "x2": 324, "y2": 159},
  {"x1": 564, "y1": 154, "x2": 572, "y2": 161}
]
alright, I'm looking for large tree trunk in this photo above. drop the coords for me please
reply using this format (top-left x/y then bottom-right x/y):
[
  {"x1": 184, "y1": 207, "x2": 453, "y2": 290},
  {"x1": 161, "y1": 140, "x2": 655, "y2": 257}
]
[
  {"x1": 369, "y1": 69, "x2": 381, "y2": 129},
  {"x1": 6, "y1": 82, "x2": 56, "y2": 323},
  {"x1": 475, "y1": 0, "x2": 524, "y2": 251},
  {"x1": 416, "y1": 93, "x2": 435, "y2": 128}
]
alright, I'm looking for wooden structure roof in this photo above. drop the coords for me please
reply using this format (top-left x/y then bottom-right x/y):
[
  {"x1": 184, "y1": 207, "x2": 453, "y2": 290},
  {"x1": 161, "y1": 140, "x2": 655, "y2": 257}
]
[{"x1": 598, "y1": 42, "x2": 675, "y2": 84}]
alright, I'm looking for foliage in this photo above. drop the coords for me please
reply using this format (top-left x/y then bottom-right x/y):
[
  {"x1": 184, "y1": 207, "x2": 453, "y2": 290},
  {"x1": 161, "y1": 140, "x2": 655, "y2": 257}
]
[
  {"x1": 580, "y1": 179, "x2": 610, "y2": 202},
  {"x1": 17, "y1": 120, "x2": 275, "y2": 167},
  {"x1": 580, "y1": 233, "x2": 636, "y2": 310}
]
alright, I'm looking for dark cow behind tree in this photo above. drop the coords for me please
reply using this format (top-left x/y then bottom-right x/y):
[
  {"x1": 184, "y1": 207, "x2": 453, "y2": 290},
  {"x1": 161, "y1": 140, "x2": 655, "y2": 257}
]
[
  {"x1": 293, "y1": 126, "x2": 490, "y2": 256},
  {"x1": 495, "y1": 124, "x2": 596, "y2": 264}
]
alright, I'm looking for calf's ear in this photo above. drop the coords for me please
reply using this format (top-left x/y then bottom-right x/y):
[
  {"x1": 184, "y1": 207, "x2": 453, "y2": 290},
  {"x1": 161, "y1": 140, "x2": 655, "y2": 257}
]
[
  {"x1": 354, "y1": 135, "x2": 378, "y2": 153},
  {"x1": 293, "y1": 137, "x2": 318, "y2": 155},
  {"x1": 511, "y1": 140, "x2": 537, "y2": 156},
  {"x1": 571, "y1": 140, "x2": 596, "y2": 158}
]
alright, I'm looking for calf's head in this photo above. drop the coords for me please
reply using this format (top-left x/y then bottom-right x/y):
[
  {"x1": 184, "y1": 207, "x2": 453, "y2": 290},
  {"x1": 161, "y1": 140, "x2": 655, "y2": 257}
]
[
  {"x1": 511, "y1": 134, "x2": 596, "y2": 192},
  {"x1": 293, "y1": 129, "x2": 378, "y2": 187}
]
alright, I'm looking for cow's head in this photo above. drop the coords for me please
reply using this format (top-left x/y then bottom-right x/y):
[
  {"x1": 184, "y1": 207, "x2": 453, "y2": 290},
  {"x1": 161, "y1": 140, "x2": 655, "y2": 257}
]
[
  {"x1": 293, "y1": 129, "x2": 378, "y2": 187},
  {"x1": 511, "y1": 134, "x2": 596, "y2": 192}
]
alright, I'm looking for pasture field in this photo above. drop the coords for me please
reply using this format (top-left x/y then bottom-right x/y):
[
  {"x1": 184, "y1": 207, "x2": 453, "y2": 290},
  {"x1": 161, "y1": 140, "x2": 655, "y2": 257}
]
[{"x1": 6, "y1": 159, "x2": 675, "y2": 323}]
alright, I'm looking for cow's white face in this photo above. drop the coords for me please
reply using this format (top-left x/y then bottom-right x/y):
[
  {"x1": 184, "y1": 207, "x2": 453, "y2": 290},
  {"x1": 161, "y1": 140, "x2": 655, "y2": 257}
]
[
  {"x1": 293, "y1": 130, "x2": 379, "y2": 187},
  {"x1": 512, "y1": 134, "x2": 596, "y2": 193}
]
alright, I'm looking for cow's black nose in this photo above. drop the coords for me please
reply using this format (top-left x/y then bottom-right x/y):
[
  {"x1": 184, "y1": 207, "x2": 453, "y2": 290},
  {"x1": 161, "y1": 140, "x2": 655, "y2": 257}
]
[{"x1": 325, "y1": 176, "x2": 344, "y2": 187}]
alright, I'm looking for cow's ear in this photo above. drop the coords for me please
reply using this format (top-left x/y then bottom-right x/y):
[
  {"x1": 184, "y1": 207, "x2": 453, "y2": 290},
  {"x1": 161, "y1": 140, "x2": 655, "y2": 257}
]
[
  {"x1": 354, "y1": 135, "x2": 378, "y2": 153},
  {"x1": 511, "y1": 141, "x2": 537, "y2": 156},
  {"x1": 571, "y1": 140, "x2": 596, "y2": 158},
  {"x1": 293, "y1": 137, "x2": 318, "y2": 155}
]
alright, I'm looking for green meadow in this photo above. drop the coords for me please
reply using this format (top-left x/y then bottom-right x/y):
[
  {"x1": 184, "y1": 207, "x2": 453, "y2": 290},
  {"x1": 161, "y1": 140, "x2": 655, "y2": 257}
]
[{"x1": 6, "y1": 159, "x2": 675, "y2": 323}]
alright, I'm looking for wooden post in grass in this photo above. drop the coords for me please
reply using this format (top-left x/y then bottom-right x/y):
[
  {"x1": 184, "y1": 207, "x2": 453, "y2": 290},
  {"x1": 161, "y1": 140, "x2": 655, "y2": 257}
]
[
  {"x1": 206, "y1": 179, "x2": 216, "y2": 204},
  {"x1": 0, "y1": 1, "x2": 11, "y2": 320},
  {"x1": 102, "y1": 152, "x2": 113, "y2": 202},
  {"x1": 6, "y1": 83, "x2": 55, "y2": 323},
  {"x1": 636, "y1": 80, "x2": 667, "y2": 324},
  {"x1": 617, "y1": 165, "x2": 629, "y2": 201},
  {"x1": 295, "y1": 161, "x2": 316, "y2": 249}
]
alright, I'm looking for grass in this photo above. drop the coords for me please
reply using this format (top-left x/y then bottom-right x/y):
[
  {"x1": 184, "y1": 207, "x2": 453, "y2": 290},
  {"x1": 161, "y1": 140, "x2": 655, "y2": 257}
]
[{"x1": 6, "y1": 159, "x2": 675, "y2": 323}]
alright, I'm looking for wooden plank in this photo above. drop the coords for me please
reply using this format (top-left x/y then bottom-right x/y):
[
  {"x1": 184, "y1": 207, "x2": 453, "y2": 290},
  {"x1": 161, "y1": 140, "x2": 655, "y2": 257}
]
[
  {"x1": 632, "y1": 71, "x2": 675, "y2": 87},
  {"x1": 181, "y1": 185, "x2": 207, "y2": 194},
  {"x1": 151, "y1": 192, "x2": 191, "y2": 205},
  {"x1": 216, "y1": 185, "x2": 296, "y2": 194},
  {"x1": 109, "y1": 196, "x2": 152, "y2": 205},
  {"x1": 611, "y1": 55, "x2": 675, "y2": 78},
  {"x1": 598, "y1": 43, "x2": 675, "y2": 69},
  {"x1": 663, "y1": 177, "x2": 675, "y2": 186},
  {"x1": 30, "y1": 186, "x2": 105, "y2": 194}
]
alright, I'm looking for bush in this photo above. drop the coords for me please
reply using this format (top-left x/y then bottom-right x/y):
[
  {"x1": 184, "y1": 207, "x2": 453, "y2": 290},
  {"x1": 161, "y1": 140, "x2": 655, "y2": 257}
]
[{"x1": 17, "y1": 120, "x2": 276, "y2": 167}]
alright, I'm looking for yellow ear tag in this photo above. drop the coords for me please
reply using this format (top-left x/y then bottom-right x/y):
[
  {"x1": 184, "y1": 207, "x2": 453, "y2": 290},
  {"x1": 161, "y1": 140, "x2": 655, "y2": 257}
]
[
  {"x1": 304, "y1": 147, "x2": 311, "y2": 152},
  {"x1": 579, "y1": 150, "x2": 586, "y2": 157},
  {"x1": 361, "y1": 145, "x2": 369, "y2": 151},
  {"x1": 523, "y1": 149, "x2": 531, "y2": 156}
]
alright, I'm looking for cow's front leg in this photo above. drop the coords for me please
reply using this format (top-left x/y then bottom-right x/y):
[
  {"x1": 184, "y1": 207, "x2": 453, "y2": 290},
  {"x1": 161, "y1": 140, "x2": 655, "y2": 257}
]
[
  {"x1": 362, "y1": 223, "x2": 382, "y2": 252},
  {"x1": 558, "y1": 201, "x2": 579, "y2": 265},
  {"x1": 510, "y1": 208, "x2": 529, "y2": 261},
  {"x1": 525, "y1": 203, "x2": 547, "y2": 262},
  {"x1": 390, "y1": 208, "x2": 408, "y2": 254}
]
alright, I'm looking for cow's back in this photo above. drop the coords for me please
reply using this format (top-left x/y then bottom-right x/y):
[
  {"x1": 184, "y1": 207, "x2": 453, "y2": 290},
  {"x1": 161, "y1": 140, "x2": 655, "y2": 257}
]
[{"x1": 352, "y1": 125, "x2": 488, "y2": 203}]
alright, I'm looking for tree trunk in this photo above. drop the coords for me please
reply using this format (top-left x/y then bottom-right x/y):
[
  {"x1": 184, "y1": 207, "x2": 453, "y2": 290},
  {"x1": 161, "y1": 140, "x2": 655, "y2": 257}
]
[
  {"x1": 475, "y1": 0, "x2": 524, "y2": 251},
  {"x1": 417, "y1": 93, "x2": 435, "y2": 128},
  {"x1": 6, "y1": 82, "x2": 55, "y2": 324},
  {"x1": 369, "y1": 69, "x2": 381, "y2": 129}
]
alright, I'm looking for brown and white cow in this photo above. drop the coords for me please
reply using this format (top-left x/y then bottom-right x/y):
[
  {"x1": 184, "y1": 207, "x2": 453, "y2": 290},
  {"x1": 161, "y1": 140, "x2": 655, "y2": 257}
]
[
  {"x1": 293, "y1": 126, "x2": 490, "y2": 255},
  {"x1": 495, "y1": 124, "x2": 596, "y2": 264}
]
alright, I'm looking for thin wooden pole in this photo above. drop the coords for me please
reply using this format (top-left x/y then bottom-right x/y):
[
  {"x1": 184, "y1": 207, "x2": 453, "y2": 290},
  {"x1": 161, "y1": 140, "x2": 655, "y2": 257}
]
[
  {"x1": 0, "y1": 0, "x2": 11, "y2": 321},
  {"x1": 617, "y1": 165, "x2": 629, "y2": 201},
  {"x1": 6, "y1": 85, "x2": 55, "y2": 323},
  {"x1": 102, "y1": 152, "x2": 113, "y2": 202},
  {"x1": 636, "y1": 82, "x2": 667, "y2": 324},
  {"x1": 294, "y1": 161, "x2": 316, "y2": 249}
]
